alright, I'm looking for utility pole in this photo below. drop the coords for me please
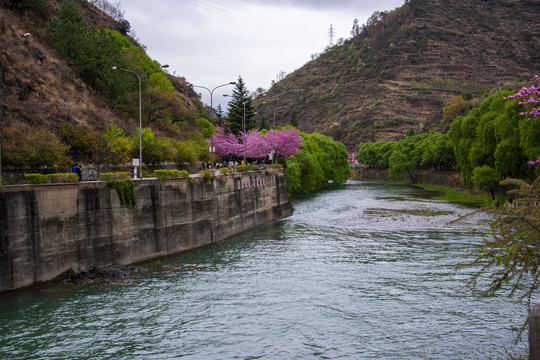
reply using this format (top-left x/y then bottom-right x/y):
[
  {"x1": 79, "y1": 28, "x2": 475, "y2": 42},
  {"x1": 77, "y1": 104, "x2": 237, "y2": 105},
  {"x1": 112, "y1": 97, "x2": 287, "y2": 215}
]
[{"x1": 328, "y1": 24, "x2": 335, "y2": 46}]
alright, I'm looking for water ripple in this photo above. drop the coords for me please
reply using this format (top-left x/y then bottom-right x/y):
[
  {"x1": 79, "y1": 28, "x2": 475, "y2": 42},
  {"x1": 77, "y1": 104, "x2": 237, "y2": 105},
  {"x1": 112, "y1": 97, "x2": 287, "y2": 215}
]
[{"x1": 0, "y1": 181, "x2": 529, "y2": 359}]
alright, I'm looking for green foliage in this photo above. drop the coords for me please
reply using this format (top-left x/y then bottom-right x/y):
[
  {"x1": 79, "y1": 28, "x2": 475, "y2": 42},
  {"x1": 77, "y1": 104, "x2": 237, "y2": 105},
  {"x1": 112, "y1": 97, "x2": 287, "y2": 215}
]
[
  {"x1": 448, "y1": 90, "x2": 533, "y2": 185},
  {"x1": 226, "y1": 76, "x2": 255, "y2": 134},
  {"x1": 309, "y1": 133, "x2": 351, "y2": 185},
  {"x1": 471, "y1": 165, "x2": 500, "y2": 199},
  {"x1": 356, "y1": 140, "x2": 396, "y2": 168},
  {"x1": 7, "y1": 0, "x2": 49, "y2": 15},
  {"x1": 456, "y1": 176, "x2": 540, "y2": 339},
  {"x1": 100, "y1": 124, "x2": 134, "y2": 165},
  {"x1": 200, "y1": 169, "x2": 215, "y2": 181},
  {"x1": 99, "y1": 172, "x2": 130, "y2": 181},
  {"x1": 220, "y1": 167, "x2": 229, "y2": 175},
  {"x1": 153, "y1": 169, "x2": 189, "y2": 180},
  {"x1": 60, "y1": 122, "x2": 100, "y2": 162},
  {"x1": 47, "y1": 173, "x2": 79, "y2": 183},
  {"x1": 50, "y1": 1, "x2": 127, "y2": 93},
  {"x1": 195, "y1": 118, "x2": 212, "y2": 139},
  {"x1": 357, "y1": 132, "x2": 455, "y2": 180},
  {"x1": 284, "y1": 133, "x2": 349, "y2": 196},
  {"x1": 235, "y1": 165, "x2": 253, "y2": 173},
  {"x1": 25, "y1": 173, "x2": 49, "y2": 184},
  {"x1": 1, "y1": 124, "x2": 69, "y2": 167},
  {"x1": 170, "y1": 139, "x2": 203, "y2": 164},
  {"x1": 106, "y1": 178, "x2": 136, "y2": 209}
]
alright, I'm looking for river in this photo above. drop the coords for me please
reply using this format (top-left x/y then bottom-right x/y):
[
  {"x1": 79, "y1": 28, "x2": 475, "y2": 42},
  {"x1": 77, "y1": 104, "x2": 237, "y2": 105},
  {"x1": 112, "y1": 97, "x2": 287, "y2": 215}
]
[{"x1": 0, "y1": 181, "x2": 529, "y2": 359}]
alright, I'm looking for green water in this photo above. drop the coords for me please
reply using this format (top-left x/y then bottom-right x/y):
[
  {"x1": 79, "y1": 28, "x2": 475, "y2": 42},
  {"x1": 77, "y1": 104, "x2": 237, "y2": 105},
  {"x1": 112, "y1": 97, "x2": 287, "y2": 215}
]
[{"x1": 0, "y1": 181, "x2": 529, "y2": 359}]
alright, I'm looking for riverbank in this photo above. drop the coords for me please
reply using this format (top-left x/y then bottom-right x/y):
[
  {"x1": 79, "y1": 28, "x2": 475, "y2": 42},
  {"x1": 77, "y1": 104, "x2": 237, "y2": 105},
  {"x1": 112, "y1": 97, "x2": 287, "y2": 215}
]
[
  {"x1": 349, "y1": 165, "x2": 463, "y2": 187},
  {"x1": 0, "y1": 169, "x2": 292, "y2": 293},
  {"x1": 349, "y1": 165, "x2": 500, "y2": 206}
]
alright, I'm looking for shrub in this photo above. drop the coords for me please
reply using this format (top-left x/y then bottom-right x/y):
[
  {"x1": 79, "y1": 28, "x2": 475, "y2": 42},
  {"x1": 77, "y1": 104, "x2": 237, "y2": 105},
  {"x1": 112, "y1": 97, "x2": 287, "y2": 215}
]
[
  {"x1": 47, "y1": 173, "x2": 79, "y2": 183},
  {"x1": 60, "y1": 123, "x2": 99, "y2": 162},
  {"x1": 2, "y1": 124, "x2": 69, "y2": 167},
  {"x1": 153, "y1": 169, "x2": 189, "y2": 180},
  {"x1": 25, "y1": 174, "x2": 49, "y2": 184},
  {"x1": 220, "y1": 167, "x2": 229, "y2": 175},
  {"x1": 99, "y1": 172, "x2": 130, "y2": 181},
  {"x1": 200, "y1": 169, "x2": 214, "y2": 181},
  {"x1": 100, "y1": 124, "x2": 134, "y2": 165},
  {"x1": 235, "y1": 165, "x2": 253, "y2": 173}
]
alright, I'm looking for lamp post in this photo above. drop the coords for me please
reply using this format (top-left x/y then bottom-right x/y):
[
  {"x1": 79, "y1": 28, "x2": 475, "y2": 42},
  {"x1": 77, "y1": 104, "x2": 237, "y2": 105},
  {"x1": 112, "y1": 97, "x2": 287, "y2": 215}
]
[
  {"x1": 192, "y1": 82, "x2": 235, "y2": 167},
  {"x1": 243, "y1": 101, "x2": 248, "y2": 164},
  {"x1": 112, "y1": 64, "x2": 168, "y2": 179},
  {"x1": 272, "y1": 106, "x2": 287, "y2": 164},
  {"x1": 0, "y1": 32, "x2": 31, "y2": 184}
]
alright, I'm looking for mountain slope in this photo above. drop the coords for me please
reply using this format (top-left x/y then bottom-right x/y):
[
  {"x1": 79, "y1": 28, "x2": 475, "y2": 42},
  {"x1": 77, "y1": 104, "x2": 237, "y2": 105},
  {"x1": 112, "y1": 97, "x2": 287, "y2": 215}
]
[
  {"x1": 0, "y1": 0, "x2": 206, "y2": 165},
  {"x1": 256, "y1": 0, "x2": 540, "y2": 150}
]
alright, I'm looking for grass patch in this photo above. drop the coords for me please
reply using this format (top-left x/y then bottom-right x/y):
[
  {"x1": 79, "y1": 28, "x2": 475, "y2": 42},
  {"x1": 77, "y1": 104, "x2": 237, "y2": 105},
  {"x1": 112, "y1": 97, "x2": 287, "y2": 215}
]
[{"x1": 414, "y1": 184, "x2": 504, "y2": 206}]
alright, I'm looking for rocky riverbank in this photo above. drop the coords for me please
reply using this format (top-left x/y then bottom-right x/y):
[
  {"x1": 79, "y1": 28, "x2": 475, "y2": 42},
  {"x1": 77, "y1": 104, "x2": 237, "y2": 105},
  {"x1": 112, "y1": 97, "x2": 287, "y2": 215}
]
[{"x1": 63, "y1": 264, "x2": 147, "y2": 285}]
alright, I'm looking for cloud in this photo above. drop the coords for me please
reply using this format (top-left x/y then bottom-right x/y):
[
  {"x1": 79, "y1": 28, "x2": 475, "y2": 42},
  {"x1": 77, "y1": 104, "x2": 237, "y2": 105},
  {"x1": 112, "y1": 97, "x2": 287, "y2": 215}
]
[{"x1": 119, "y1": 0, "x2": 404, "y2": 109}]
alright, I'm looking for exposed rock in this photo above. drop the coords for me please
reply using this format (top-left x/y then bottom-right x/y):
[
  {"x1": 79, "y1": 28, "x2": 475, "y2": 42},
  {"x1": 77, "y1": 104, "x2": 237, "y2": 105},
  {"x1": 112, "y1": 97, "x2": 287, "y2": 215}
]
[{"x1": 63, "y1": 263, "x2": 147, "y2": 285}]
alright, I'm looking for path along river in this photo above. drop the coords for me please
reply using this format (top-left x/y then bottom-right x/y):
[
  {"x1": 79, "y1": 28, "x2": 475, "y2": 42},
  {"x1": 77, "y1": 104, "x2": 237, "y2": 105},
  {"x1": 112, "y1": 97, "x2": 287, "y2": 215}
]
[{"x1": 0, "y1": 181, "x2": 530, "y2": 359}]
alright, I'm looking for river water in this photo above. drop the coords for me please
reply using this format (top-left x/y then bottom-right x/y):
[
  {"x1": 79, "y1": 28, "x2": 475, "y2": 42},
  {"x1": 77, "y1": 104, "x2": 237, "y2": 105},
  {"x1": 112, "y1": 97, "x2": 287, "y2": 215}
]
[{"x1": 0, "y1": 181, "x2": 529, "y2": 359}]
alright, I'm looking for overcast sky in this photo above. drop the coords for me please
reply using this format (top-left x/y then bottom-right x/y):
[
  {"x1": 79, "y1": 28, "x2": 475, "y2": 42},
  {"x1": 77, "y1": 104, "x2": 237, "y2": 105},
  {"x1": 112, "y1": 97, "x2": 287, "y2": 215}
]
[{"x1": 118, "y1": 0, "x2": 405, "y2": 109}]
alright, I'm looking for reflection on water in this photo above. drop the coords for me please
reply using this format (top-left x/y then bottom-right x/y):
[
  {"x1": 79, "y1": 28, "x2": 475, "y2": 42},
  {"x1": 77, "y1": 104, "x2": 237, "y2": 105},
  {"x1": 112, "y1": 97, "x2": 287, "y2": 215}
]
[{"x1": 0, "y1": 181, "x2": 528, "y2": 359}]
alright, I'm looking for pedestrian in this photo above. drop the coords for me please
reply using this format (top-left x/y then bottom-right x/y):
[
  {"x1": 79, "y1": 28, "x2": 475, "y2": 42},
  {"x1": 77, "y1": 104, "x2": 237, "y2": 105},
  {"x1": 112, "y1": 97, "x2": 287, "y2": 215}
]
[
  {"x1": 41, "y1": 165, "x2": 50, "y2": 175},
  {"x1": 72, "y1": 163, "x2": 78, "y2": 174},
  {"x1": 76, "y1": 164, "x2": 82, "y2": 182}
]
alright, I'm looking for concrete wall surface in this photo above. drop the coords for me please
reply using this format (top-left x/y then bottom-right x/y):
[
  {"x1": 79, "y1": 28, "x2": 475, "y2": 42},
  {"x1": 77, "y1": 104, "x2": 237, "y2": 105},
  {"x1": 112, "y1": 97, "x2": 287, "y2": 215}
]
[{"x1": 0, "y1": 170, "x2": 292, "y2": 293}]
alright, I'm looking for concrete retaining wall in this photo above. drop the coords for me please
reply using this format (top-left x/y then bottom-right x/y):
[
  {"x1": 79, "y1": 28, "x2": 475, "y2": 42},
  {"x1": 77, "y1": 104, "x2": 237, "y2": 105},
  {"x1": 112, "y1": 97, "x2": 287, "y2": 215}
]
[{"x1": 0, "y1": 170, "x2": 292, "y2": 293}]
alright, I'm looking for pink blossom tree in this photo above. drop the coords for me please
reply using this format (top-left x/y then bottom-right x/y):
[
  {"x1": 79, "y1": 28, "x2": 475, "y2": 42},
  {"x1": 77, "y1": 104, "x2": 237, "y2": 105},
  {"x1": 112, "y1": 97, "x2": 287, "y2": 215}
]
[
  {"x1": 271, "y1": 127, "x2": 303, "y2": 158},
  {"x1": 504, "y1": 75, "x2": 540, "y2": 166},
  {"x1": 242, "y1": 130, "x2": 272, "y2": 159},
  {"x1": 504, "y1": 75, "x2": 539, "y2": 121},
  {"x1": 211, "y1": 126, "x2": 303, "y2": 160},
  {"x1": 212, "y1": 127, "x2": 242, "y2": 158}
]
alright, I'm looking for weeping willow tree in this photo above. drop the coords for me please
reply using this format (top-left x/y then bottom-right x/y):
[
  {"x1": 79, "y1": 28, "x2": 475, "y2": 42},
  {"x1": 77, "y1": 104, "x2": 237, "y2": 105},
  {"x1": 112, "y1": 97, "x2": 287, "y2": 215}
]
[
  {"x1": 455, "y1": 76, "x2": 540, "y2": 344},
  {"x1": 457, "y1": 177, "x2": 540, "y2": 299}
]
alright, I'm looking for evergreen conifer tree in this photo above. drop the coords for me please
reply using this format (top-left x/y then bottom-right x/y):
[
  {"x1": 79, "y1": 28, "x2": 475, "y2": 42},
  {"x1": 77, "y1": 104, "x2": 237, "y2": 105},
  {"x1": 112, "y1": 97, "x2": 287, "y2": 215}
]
[{"x1": 226, "y1": 76, "x2": 255, "y2": 134}]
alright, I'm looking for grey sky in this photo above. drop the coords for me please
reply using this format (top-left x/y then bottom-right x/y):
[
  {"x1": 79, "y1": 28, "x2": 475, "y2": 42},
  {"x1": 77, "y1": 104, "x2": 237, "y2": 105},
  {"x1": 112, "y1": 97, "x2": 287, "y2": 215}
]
[{"x1": 118, "y1": 0, "x2": 405, "y2": 109}]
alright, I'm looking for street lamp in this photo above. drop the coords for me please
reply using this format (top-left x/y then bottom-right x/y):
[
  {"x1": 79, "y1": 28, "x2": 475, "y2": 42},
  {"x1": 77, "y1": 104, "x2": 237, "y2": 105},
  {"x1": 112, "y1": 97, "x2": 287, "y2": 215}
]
[
  {"x1": 0, "y1": 32, "x2": 31, "y2": 47},
  {"x1": 112, "y1": 64, "x2": 168, "y2": 179},
  {"x1": 192, "y1": 82, "x2": 236, "y2": 167},
  {"x1": 272, "y1": 106, "x2": 287, "y2": 164},
  {"x1": 0, "y1": 32, "x2": 31, "y2": 184},
  {"x1": 243, "y1": 101, "x2": 248, "y2": 164}
]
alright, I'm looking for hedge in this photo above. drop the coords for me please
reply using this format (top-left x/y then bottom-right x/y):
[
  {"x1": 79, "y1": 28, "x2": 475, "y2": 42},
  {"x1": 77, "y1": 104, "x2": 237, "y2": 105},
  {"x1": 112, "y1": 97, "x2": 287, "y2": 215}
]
[
  {"x1": 153, "y1": 169, "x2": 189, "y2": 180},
  {"x1": 25, "y1": 173, "x2": 49, "y2": 184},
  {"x1": 99, "y1": 172, "x2": 130, "y2": 181},
  {"x1": 47, "y1": 173, "x2": 78, "y2": 183}
]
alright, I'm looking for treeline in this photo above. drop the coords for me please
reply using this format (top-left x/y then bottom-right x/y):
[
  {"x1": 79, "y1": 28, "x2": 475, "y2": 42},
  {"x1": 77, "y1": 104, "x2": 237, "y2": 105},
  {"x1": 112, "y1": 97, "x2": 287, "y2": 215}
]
[
  {"x1": 284, "y1": 133, "x2": 350, "y2": 196},
  {"x1": 356, "y1": 132, "x2": 454, "y2": 182},
  {"x1": 356, "y1": 89, "x2": 539, "y2": 185},
  {"x1": 1, "y1": 0, "x2": 211, "y2": 168}
]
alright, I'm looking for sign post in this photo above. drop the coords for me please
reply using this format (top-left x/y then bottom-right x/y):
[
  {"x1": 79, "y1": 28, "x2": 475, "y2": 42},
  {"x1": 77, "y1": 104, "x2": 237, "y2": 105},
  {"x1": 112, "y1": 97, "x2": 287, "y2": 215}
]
[{"x1": 132, "y1": 158, "x2": 140, "y2": 179}]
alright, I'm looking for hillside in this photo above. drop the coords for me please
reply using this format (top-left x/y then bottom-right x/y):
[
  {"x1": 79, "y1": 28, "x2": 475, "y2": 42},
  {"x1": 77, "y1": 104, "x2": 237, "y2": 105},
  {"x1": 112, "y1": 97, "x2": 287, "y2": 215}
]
[
  {"x1": 0, "y1": 0, "x2": 208, "y2": 168},
  {"x1": 255, "y1": 0, "x2": 540, "y2": 151}
]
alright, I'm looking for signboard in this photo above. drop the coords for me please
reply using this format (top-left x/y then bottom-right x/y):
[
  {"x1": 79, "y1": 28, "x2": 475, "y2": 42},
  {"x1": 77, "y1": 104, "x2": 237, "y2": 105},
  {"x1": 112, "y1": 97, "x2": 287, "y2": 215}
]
[
  {"x1": 209, "y1": 147, "x2": 215, "y2": 153},
  {"x1": 132, "y1": 158, "x2": 140, "y2": 166}
]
